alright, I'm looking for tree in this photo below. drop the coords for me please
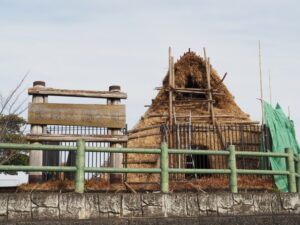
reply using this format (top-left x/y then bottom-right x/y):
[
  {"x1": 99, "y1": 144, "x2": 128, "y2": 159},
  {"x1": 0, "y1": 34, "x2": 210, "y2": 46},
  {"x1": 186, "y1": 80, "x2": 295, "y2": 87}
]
[{"x1": 0, "y1": 74, "x2": 29, "y2": 174}]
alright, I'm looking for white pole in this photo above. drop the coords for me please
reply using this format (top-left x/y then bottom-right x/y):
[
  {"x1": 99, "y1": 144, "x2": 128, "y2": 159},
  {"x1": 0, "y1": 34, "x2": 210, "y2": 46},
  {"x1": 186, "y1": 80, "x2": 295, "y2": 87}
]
[
  {"x1": 258, "y1": 41, "x2": 264, "y2": 124},
  {"x1": 269, "y1": 70, "x2": 272, "y2": 106}
]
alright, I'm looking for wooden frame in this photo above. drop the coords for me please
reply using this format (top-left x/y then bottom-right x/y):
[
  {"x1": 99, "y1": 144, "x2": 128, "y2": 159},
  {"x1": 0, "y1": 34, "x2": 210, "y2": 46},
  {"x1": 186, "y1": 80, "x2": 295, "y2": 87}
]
[{"x1": 28, "y1": 87, "x2": 127, "y2": 99}]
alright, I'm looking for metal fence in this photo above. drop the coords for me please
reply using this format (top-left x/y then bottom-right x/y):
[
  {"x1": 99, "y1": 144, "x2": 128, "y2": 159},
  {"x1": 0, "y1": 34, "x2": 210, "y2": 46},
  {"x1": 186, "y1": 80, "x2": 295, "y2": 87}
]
[
  {"x1": 161, "y1": 123, "x2": 271, "y2": 180},
  {"x1": 42, "y1": 125, "x2": 127, "y2": 180}
]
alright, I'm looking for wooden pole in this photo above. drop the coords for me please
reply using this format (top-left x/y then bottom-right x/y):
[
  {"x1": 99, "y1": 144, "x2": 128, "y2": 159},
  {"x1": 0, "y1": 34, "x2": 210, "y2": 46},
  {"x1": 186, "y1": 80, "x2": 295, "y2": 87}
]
[
  {"x1": 208, "y1": 58, "x2": 216, "y2": 125},
  {"x1": 203, "y1": 48, "x2": 215, "y2": 125},
  {"x1": 168, "y1": 47, "x2": 173, "y2": 126},
  {"x1": 171, "y1": 55, "x2": 176, "y2": 123},
  {"x1": 203, "y1": 48, "x2": 209, "y2": 111}
]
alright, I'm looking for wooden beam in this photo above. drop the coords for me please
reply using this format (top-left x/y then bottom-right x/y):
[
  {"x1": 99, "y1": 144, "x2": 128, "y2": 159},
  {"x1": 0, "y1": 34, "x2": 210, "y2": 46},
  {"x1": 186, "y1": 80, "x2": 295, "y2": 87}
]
[
  {"x1": 215, "y1": 72, "x2": 228, "y2": 88},
  {"x1": 231, "y1": 142, "x2": 260, "y2": 146},
  {"x1": 28, "y1": 103, "x2": 126, "y2": 128},
  {"x1": 156, "y1": 87, "x2": 218, "y2": 91},
  {"x1": 173, "y1": 89, "x2": 224, "y2": 95},
  {"x1": 124, "y1": 182, "x2": 137, "y2": 194},
  {"x1": 215, "y1": 122, "x2": 225, "y2": 149},
  {"x1": 147, "y1": 113, "x2": 249, "y2": 119},
  {"x1": 26, "y1": 134, "x2": 128, "y2": 142},
  {"x1": 28, "y1": 87, "x2": 127, "y2": 99},
  {"x1": 128, "y1": 124, "x2": 162, "y2": 134},
  {"x1": 129, "y1": 132, "x2": 160, "y2": 140},
  {"x1": 159, "y1": 99, "x2": 215, "y2": 104},
  {"x1": 220, "y1": 121, "x2": 260, "y2": 124}
]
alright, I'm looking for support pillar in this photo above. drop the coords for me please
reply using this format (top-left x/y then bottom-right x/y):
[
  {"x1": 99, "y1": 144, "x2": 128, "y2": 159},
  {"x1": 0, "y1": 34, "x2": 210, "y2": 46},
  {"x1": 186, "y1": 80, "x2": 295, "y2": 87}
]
[
  {"x1": 108, "y1": 85, "x2": 123, "y2": 184},
  {"x1": 28, "y1": 81, "x2": 46, "y2": 183}
]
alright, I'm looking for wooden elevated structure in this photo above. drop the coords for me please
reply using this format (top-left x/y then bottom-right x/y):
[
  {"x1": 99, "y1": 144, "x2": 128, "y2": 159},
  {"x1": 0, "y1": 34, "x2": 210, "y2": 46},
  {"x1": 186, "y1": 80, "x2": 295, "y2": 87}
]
[{"x1": 27, "y1": 81, "x2": 127, "y2": 184}]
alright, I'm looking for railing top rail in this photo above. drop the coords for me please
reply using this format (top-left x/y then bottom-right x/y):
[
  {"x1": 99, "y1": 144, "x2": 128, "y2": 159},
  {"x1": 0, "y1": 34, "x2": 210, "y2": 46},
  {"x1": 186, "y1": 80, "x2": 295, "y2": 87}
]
[
  {"x1": 0, "y1": 165, "x2": 77, "y2": 172},
  {"x1": 0, "y1": 142, "x2": 297, "y2": 158},
  {"x1": 168, "y1": 149, "x2": 230, "y2": 155},
  {"x1": 236, "y1": 151, "x2": 289, "y2": 158},
  {"x1": 0, "y1": 143, "x2": 77, "y2": 151}
]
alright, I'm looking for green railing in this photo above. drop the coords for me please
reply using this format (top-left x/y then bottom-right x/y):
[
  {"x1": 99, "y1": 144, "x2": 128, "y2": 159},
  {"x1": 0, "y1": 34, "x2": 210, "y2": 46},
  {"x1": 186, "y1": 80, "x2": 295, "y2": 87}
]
[{"x1": 0, "y1": 140, "x2": 299, "y2": 193}]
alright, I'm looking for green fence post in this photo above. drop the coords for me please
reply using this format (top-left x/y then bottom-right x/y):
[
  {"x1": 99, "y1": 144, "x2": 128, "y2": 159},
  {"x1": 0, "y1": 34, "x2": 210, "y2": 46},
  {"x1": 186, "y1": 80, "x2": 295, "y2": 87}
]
[
  {"x1": 286, "y1": 148, "x2": 296, "y2": 193},
  {"x1": 297, "y1": 155, "x2": 300, "y2": 193},
  {"x1": 75, "y1": 139, "x2": 85, "y2": 193},
  {"x1": 160, "y1": 142, "x2": 169, "y2": 193},
  {"x1": 228, "y1": 145, "x2": 238, "y2": 193}
]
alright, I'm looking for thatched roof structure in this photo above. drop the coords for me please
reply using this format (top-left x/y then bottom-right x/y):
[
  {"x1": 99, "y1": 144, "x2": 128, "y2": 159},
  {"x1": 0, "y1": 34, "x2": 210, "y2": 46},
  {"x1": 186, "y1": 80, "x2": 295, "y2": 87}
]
[
  {"x1": 129, "y1": 51, "x2": 251, "y2": 144},
  {"x1": 126, "y1": 51, "x2": 255, "y2": 182}
]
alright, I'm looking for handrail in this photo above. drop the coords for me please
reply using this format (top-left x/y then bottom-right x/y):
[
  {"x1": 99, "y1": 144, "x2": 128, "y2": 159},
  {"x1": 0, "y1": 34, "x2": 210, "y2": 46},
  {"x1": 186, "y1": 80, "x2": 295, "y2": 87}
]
[{"x1": 0, "y1": 141, "x2": 299, "y2": 194}]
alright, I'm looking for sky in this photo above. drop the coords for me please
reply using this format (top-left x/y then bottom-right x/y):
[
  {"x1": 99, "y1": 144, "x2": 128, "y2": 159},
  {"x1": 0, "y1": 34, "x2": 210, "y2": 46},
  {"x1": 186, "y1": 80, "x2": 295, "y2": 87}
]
[{"x1": 0, "y1": 0, "x2": 300, "y2": 184}]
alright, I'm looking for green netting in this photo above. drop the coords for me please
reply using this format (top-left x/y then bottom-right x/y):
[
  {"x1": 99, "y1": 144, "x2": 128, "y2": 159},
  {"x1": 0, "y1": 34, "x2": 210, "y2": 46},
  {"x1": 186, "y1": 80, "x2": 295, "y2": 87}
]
[{"x1": 263, "y1": 101, "x2": 300, "y2": 192}]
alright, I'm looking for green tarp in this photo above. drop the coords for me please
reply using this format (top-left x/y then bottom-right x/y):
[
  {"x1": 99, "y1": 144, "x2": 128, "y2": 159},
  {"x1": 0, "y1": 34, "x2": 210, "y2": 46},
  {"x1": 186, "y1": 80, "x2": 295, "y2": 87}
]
[{"x1": 263, "y1": 101, "x2": 300, "y2": 192}]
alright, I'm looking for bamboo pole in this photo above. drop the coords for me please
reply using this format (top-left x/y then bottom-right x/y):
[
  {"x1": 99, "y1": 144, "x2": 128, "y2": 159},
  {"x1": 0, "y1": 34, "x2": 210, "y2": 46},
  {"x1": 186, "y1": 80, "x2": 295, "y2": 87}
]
[
  {"x1": 286, "y1": 148, "x2": 296, "y2": 193},
  {"x1": 269, "y1": 70, "x2": 272, "y2": 105},
  {"x1": 258, "y1": 41, "x2": 264, "y2": 124},
  {"x1": 203, "y1": 48, "x2": 215, "y2": 125},
  {"x1": 258, "y1": 41, "x2": 266, "y2": 153},
  {"x1": 228, "y1": 145, "x2": 238, "y2": 193},
  {"x1": 171, "y1": 55, "x2": 176, "y2": 124},
  {"x1": 160, "y1": 142, "x2": 169, "y2": 193},
  {"x1": 75, "y1": 139, "x2": 85, "y2": 194},
  {"x1": 168, "y1": 47, "x2": 173, "y2": 126},
  {"x1": 296, "y1": 154, "x2": 300, "y2": 192}
]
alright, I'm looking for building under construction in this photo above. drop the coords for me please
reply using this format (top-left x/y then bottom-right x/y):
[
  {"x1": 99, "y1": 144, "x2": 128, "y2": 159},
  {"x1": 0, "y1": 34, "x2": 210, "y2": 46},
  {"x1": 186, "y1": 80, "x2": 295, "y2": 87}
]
[{"x1": 127, "y1": 50, "x2": 264, "y2": 183}]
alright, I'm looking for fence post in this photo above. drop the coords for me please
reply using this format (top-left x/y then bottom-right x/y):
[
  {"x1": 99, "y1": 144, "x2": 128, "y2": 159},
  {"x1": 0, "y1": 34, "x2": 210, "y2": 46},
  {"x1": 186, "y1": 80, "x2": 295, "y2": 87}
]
[
  {"x1": 160, "y1": 142, "x2": 169, "y2": 193},
  {"x1": 228, "y1": 145, "x2": 238, "y2": 193},
  {"x1": 286, "y1": 148, "x2": 296, "y2": 193},
  {"x1": 296, "y1": 155, "x2": 300, "y2": 193},
  {"x1": 28, "y1": 81, "x2": 46, "y2": 183},
  {"x1": 75, "y1": 139, "x2": 85, "y2": 193}
]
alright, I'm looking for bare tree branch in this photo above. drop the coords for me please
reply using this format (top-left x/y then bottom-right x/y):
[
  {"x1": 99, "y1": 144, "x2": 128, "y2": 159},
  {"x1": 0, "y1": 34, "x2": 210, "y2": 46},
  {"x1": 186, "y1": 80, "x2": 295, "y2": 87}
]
[
  {"x1": 0, "y1": 72, "x2": 29, "y2": 115},
  {"x1": 12, "y1": 96, "x2": 29, "y2": 115},
  {"x1": 8, "y1": 87, "x2": 27, "y2": 114}
]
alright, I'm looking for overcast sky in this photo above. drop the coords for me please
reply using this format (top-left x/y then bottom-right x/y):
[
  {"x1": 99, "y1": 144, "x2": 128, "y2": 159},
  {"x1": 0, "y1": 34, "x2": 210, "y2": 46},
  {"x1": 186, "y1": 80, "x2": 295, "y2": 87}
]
[{"x1": 0, "y1": 0, "x2": 299, "y2": 136}]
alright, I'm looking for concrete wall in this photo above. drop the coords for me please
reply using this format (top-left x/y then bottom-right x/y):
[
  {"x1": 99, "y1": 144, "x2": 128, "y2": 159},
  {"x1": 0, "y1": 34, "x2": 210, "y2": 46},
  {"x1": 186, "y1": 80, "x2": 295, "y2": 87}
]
[{"x1": 0, "y1": 193, "x2": 299, "y2": 224}]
